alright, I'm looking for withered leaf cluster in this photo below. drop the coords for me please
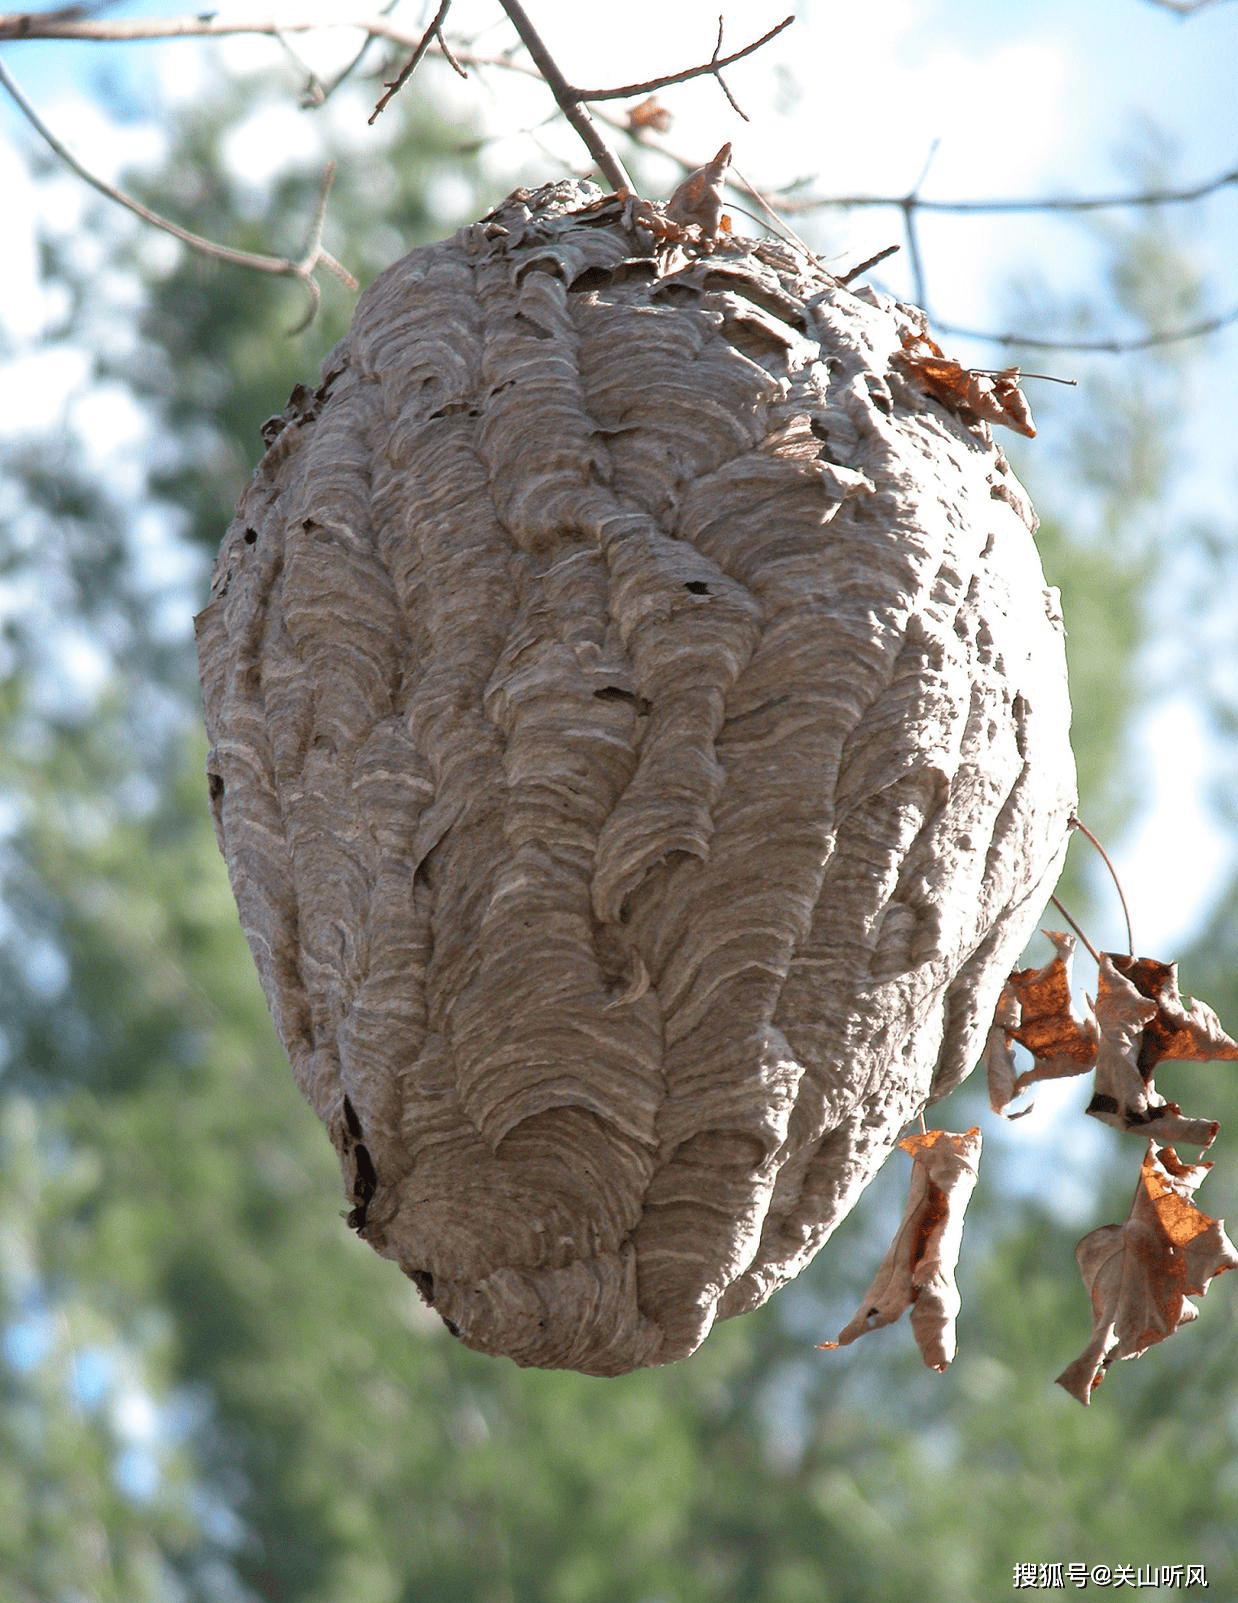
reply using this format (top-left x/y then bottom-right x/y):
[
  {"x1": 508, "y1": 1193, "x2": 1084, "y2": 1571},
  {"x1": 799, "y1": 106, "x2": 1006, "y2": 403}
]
[
  {"x1": 986, "y1": 938, "x2": 1235, "y2": 1142},
  {"x1": 665, "y1": 141, "x2": 733, "y2": 240},
  {"x1": 566, "y1": 153, "x2": 734, "y2": 251},
  {"x1": 989, "y1": 937, "x2": 1238, "y2": 1400},
  {"x1": 897, "y1": 329, "x2": 1037, "y2": 438},
  {"x1": 1058, "y1": 1142, "x2": 1238, "y2": 1404},
  {"x1": 823, "y1": 935, "x2": 1238, "y2": 1403}
]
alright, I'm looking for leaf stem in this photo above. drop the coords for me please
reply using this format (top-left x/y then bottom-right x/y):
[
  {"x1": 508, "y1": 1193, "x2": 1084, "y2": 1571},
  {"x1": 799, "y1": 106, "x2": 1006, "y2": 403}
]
[
  {"x1": 1050, "y1": 895, "x2": 1102, "y2": 967},
  {"x1": 1069, "y1": 814, "x2": 1135, "y2": 956}
]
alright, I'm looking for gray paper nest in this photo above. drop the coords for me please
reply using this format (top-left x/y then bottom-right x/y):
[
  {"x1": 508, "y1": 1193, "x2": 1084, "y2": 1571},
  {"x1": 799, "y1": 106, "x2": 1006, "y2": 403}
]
[{"x1": 196, "y1": 180, "x2": 1075, "y2": 1375}]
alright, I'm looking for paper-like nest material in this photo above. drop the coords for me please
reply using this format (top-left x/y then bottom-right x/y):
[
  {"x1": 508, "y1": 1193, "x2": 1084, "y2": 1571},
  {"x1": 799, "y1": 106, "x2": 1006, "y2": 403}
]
[{"x1": 196, "y1": 181, "x2": 1076, "y2": 1375}]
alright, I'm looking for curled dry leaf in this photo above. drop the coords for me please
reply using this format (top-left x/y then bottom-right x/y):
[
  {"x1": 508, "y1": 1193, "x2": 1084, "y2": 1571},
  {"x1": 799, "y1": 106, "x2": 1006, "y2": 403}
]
[
  {"x1": 896, "y1": 330, "x2": 1037, "y2": 438},
  {"x1": 986, "y1": 931, "x2": 1099, "y2": 1117},
  {"x1": 1087, "y1": 957, "x2": 1220, "y2": 1149},
  {"x1": 666, "y1": 142, "x2": 732, "y2": 240},
  {"x1": 984, "y1": 978, "x2": 1027, "y2": 1117},
  {"x1": 1057, "y1": 1142, "x2": 1238, "y2": 1405},
  {"x1": 819, "y1": 1127, "x2": 981, "y2": 1372},
  {"x1": 1110, "y1": 955, "x2": 1238, "y2": 1071},
  {"x1": 627, "y1": 95, "x2": 673, "y2": 135},
  {"x1": 1008, "y1": 930, "x2": 1100, "y2": 1076}
]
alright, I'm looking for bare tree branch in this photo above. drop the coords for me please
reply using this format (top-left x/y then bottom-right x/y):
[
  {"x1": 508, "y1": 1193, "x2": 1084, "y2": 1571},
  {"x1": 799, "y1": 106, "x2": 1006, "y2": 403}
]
[
  {"x1": 0, "y1": 7, "x2": 796, "y2": 95},
  {"x1": 370, "y1": 0, "x2": 454, "y2": 125},
  {"x1": 566, "y1": 13, "x2": 794, "y2": 106},
  {"x1": 0, "y1": 10, "x2": 429, "y2": 45},
  {"x1": 776, "y1": 166, "x2": 1238, "y2": 216},
  {"x1": 3, "y1": 6, "x2": 1233, "y2": 356},
  {"x1": 0, "y1": 56, "x2": 357, "y2": 331},
  {"x1": 935, "y1": 305, "x2": 1238, "y2": 354},
  {"x1": 494, "y1": 0, "x2": 631, "y2": 192}
]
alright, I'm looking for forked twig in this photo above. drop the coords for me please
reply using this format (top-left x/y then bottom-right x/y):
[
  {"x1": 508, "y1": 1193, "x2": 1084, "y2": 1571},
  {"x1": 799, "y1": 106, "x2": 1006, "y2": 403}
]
[
  {"x1": 496, "y1": 0, "x2": 632, "y2": 191},
  {"x1": 370, "y1": 0, "x2": 453, "y2": 124},
  {"x1": 0, "y1": 56, "x2": 356, "y2": 331},
  {"x1": 566, "y1": 14, "x2": 794, "y2": 101},
  {"x1": 705, "y1": 14, "x2": 751, "y2": 122}
]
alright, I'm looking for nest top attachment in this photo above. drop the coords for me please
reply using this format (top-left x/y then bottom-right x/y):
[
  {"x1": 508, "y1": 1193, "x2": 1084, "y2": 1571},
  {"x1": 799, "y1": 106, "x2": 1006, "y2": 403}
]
[{"x1": 197, "y1": 182, "x2": 1075, "y2": 1374}]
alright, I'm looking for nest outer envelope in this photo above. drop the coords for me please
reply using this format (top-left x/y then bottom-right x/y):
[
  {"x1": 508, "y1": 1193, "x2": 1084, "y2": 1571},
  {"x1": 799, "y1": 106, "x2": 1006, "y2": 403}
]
[{"x1": 196, "y1": 181, "x2": 1076, "y2": 1376}]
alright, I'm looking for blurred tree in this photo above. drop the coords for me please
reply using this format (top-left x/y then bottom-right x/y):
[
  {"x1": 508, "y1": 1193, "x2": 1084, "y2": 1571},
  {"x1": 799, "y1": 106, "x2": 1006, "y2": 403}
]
[{"x1": 1, "y1": 47, "x2": 1236, "y2": 1603}]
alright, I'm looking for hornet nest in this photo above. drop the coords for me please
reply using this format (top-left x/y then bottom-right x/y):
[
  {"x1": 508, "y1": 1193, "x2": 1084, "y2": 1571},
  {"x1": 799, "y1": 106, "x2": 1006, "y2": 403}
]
[{"x1": 196, "y1": 179, "x2": 1075, "y2": 1375}]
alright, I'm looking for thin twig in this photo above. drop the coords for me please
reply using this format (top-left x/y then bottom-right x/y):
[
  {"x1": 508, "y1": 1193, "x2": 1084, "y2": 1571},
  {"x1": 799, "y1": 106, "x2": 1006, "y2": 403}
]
[
  {"x1": 728, "y1": 159, "x2": 816, "y2": 253},
  {"x1": 901, "y1": 199, "x2": 926, "y2": 308},
  {"x1": 773, "y1": 165, "x2": 1238, "y2": 216},
  {"x1": 564, "y1": 14, "x2": 794, "y2": 101},
  {"x1": 899, "y1": 140, "x2": 939, "y2": 310},
  {"x1": 0, "y1": 10, "x2": 429, "y2": 43},
  {"x1": 707, "y1": 14, "x2": 750, "y2": 122},
  {"x1": 970, "y1": 369, "x2": 1077, "y2": 385},
  {"x1": 0, "y1": 57, "x2": 356, "y2": 330},
  {"x1": 934, "y1": 305, "x2": 1238, "y2": 353},
  {"x1": 1070, "y1": 814, "x2": 1135, "y2": 956},
  {"x1": 305, "y1": 0, "x2": 403, "y2": 107},
  {"x1": 284, "y1": 162, "x2": 350, "y2": 333},
  {"x1": 271, "y1": 29, "x2": 327, "y2": 106},
  {"x1": 370, "y1": 0, "x2": 451, "y2": 124},
  {"x1": 838, "y1": 243, "x2": 900, "y2": 284},
  {"x1": 435, "y1": 25, "x2": 468, "y2": 79},
  {"x1": 496, "y1": 0, "x2": 631, "y2": 192}
]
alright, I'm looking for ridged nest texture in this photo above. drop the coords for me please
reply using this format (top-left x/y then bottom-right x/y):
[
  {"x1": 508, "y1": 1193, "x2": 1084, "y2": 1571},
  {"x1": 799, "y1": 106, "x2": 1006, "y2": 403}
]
[{"x1": 196, "y1": 180, "x2": 1076, "y2": 1375}]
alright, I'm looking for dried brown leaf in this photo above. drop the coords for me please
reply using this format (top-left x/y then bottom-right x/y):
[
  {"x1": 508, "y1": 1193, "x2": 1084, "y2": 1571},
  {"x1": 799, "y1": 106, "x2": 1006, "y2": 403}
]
[
  {"x1": 627, "y1": 95, "x2": 673, "y2": 134},
  {"x1": 1057, "y1": 1142, "x2": 1238, "y2": 1404},
  {"x1": 984, "y1": 978, "x2": 1028, "y2": 1117},
  {"x1": 989, "y1": 369, "x2": 1037, "y2": 438},
  {"x1": 987, "y1": 932, "x2": 1099, "y2": 1118},
  {"x1": 819, "y1": 1127, "x2": 981, "y2": 1372},
  {"x1": 897, "y1": 331, "x2": 1037, "y2": 437},
  {"x1": 1009, "y1": 930, "x2": 1099, "y2": 1078},
  {"x1": 1087, "y1": 957, "x2": 1220, "y2": 1148},
  {"x1": 666, "y1": 142, "x2": 732, "y2": 239},
  {"x1": 1110, "y1": 954, "x2": 1238, "y2": 1070}
]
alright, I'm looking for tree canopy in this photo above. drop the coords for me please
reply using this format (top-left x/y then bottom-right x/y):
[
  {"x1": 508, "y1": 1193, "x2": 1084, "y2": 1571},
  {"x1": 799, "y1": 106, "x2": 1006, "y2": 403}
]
[{"x1": 2, "y1": 16, "x2": 1238, "y2": 1601}]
